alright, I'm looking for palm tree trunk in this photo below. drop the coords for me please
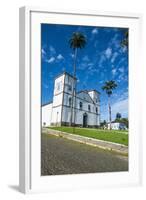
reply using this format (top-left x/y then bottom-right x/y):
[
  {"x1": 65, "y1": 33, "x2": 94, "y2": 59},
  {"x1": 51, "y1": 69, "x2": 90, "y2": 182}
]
[
  {"x1": 108, "y1": 96, "x2": 112, "y2": 130},
  {"x1": 70, "y1": 48, "x2": 77, "y2": 127}
]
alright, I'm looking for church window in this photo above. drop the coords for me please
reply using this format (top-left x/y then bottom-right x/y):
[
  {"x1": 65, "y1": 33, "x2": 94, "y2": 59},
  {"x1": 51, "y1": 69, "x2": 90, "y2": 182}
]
[
  {"x1": 68, "y1": 85, "x2": 72, "y2": 91},
  {"x1": 88, "y1": 105, "x2": 91, "y2": 112},
  {"x1": 69, "y1": 97, "x2": 72, "y2": 107},
  {"x1": 56, "y1": 82, "x2": 60, "y2": 91},
  {"x1": 96, "y1": 97, "x2": 99, "y2": 103},
  {"x1": 79, "y1": 102, "x2": 83, "y2": 110},
  {"x1": 96, "y1": 107, "x2": 98, "y2": 113}
]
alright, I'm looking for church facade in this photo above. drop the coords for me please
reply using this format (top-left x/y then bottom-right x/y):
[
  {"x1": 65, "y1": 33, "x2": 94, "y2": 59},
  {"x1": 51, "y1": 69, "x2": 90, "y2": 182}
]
[{"x1": 42, "y1": 72, "x2": 100, "y2": 128}]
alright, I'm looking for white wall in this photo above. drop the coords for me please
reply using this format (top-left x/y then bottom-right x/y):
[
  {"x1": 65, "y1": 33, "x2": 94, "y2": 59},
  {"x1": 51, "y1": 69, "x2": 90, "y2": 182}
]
[
  {"x1": 107, "y1": 123, "x2": 127, "y2": 130},
  {"x1": 53, "y1": 74, "x2": 65, "y2": 95},
  {"x1": 0, "y1": 0, "x2": 145, "y2": 200},
  {"x1": 64, "y1": 73, "x2": 75, "y2": 94},
  {"x1": 42, "y1": 103, "x2": 52, "y2": 126},
  {"x1": 74, "y1": 109, "x2": 98, "y2": 126},
  {"x1": 52, "y1": 93, "x2": 63, "y2": 107},
  {"x1": 88, "y1": 91, "x2": 100, "y2": 104},
  {"x1": 51, "y1": 106, "x2": 62, "y2": 125},
  {"x1": 51, "y1": 74, "x2": 65, "y2": 124},
  {"x1": 62, "y1": 92, "x2": 100, "y2": 126}
]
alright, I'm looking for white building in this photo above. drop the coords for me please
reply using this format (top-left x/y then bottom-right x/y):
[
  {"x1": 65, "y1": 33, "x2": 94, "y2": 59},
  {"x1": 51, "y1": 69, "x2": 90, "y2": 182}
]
[
  {"x1": 42, "y1": 72, "x2": 100, "y2": 128},
  {"x1": 107, "y1": 122, "x2": 127, "y2": 130}
]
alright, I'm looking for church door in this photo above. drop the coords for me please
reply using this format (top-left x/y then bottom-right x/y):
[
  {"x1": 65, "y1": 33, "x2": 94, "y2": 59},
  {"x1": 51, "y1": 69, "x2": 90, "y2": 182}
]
[{"x1": 83, "y1": 113, "x2": 88, "y2": 127}]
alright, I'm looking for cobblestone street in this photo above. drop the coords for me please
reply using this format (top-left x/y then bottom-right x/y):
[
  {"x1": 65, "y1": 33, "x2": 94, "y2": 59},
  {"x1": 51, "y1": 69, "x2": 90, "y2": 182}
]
[{"x1": 41, "y1": 133, "x2": 128, "y2": 176}]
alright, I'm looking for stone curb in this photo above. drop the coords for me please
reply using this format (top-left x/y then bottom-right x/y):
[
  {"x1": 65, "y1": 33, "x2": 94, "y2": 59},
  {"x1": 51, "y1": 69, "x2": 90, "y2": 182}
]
[{"x1": 42, "y1": 128, "x2": 128, "y2": 155}]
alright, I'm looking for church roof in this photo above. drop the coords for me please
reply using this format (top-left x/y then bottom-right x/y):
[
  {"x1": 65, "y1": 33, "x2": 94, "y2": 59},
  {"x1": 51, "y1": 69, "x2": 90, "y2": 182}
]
[
  {"x1": 77, "y1": 89, "x2": 100, "y2": 95},
  {"x1": 42, "y1": 101, "x2": 53, "y2": 107},
  {"x1": 55, "y1": 71, "x2": 77, "y2": 80},
  {"x1": 77, "y1": 90, "x2": 95, "y2": 104},
  {"x1": 87, "y1": 89, "x2": 100, "y2": 94}
]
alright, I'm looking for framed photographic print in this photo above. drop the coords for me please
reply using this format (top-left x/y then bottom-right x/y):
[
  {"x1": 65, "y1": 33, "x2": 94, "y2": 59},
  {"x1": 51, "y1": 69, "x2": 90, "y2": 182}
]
[{"x1": 19, "y1": 7, "x2": 142, "y2": 193}]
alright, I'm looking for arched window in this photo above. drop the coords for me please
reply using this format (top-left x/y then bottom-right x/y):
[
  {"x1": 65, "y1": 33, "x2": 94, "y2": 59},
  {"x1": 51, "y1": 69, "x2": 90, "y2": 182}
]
[
  {"x1": 69, "y1": 97, "x2": 72, "y2": 107},
  {"x1": 88, "y1": 105, "x2": 91, "y2": 112},
  {"x1": 79, "y1": 102, "x2": 83, "y2": 110},
  {"x1": 96, "y1": 107, "x2": 98, "y2": 114},
  {"x1": 68, "y1": 85, "x2": 72, "y2": 91}
]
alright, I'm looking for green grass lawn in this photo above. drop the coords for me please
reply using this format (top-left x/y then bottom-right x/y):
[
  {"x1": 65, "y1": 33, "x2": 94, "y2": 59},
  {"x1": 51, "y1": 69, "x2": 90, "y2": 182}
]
[{"x1": 48, "y1": 126, "x2": 128, "y2": 146}]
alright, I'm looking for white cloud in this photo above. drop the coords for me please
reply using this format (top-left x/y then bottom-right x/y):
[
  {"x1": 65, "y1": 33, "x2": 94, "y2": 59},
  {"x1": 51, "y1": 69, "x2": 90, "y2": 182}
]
[
  {"x1": 43, "y1": 83, "x2": 49, "y2": 89},
  {"x1": 41, "y1": 48, "x2": 46, "y2": 55},
  {"x1": 111, "y1": 52, "x2": 118, "y2": 63},
  {"x1": 92, "y1": 28, "x2": 98, "y2": 34},
  {"x1": 82, "y1": 55, "x2": 90, "y2": 62},
  {"x1": 101, "y1": 98, "x2": 128, "y2": 121},
  {"x1": 70, "y1": 53, "x2": 74, "y2": 58},
  {"x1": 121, "y1": 46, "x2": 127, "y2": 53},
  {"x1": 41, "y1": 48, "x2": 47, "y2": 60},
  {"x1": 79, "y1": 55, "x2": 91, "y2": 70},
  {"x1": 88, "y1": 63, "x2": 94, "y2": 67},
  {"x1": 117, "y1": 91, "x2": 128, "y2": 101},
  {"x1": 99, "y1": 80, "x2": 104, "y2": 84},
  {"x1": 116, "y1": 57, "x2": 126, "y2": 68},
  {"x1": 105, "y1": 48, "x2": 112, "y2": 59},
  {"x1": 111, "y1": 98, "x2": 128, "y2": 119},
  {"x1": 87, "y1": 63, "x2": 98, "y2": 75},
  {"x1": 49, "y1": 45, "x2": 56, "y2": 55},
  {"x1": 45, "y1": 53, "x2": 64, "y2": 64},
  {"x1": 109, "y1": 33, "x2": 120, "y2": 49},
  {"x1": 78, "y1": 62, "x2": 88, "y2": 70},
  {"x1": 57, "y1": 54, "x2": 64, "y2": 60},
  {"x1": 94, "y1": 41, "x2": 98, "y2": 48},
  {"x1": 117, "y1": 73, "x2": 128, "y2": 83},
  {"x1": 112, "y1": 68, "x2": 117, "y2": 76},
  {"x1": 119, "y1": 67, "x2": 124, "y2": 73},
  {"x1": 98, "y1": 54, "x2": 106, "y2": 68},
  {"x1": 46, "y1": 57, "x2": 55, "y2": 63}
]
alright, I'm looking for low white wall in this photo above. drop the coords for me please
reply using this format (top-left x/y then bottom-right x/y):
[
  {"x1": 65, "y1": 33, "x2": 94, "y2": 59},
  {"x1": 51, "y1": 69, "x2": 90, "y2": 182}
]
[
  {"x1": 42, "y1": 103, "x2": 53, "y2": 126},
  {"x1": 51, "y1": 106, "x2": 62, "y2": 125}
]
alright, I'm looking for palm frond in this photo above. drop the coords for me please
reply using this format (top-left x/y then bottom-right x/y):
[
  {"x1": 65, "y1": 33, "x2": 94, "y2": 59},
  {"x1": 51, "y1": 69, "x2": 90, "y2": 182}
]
[
  {"x1": 69, "y1": 32, "x2": 87, "y2": 50},
  {"x1": 102, "y1": 80, "x2": 117, "y2": 96},
  {"x1": 121, "y1": 30, "x2": 128, "y2": 48}
]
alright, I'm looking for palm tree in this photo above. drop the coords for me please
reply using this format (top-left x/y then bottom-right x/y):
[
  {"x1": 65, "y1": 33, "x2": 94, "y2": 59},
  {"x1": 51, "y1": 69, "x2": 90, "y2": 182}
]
[
  {"x1": 116, "y1": 112, "x2": 122, "y2": 120},
  {"x1": 121, "y1": 30, "x2": 128, "y2": 48},
  {"x1": 102, "y1": 80, "x2": 117, "y2": 130},
  {"x1": 69, "y1": 32, "x2": 86, "y2": 126}
]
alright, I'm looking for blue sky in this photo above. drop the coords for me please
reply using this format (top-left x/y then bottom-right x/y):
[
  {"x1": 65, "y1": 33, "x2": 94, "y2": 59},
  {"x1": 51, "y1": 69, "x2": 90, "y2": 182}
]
[{"x1": 41, "y1": 23, "x2": 128, "y2": 122}]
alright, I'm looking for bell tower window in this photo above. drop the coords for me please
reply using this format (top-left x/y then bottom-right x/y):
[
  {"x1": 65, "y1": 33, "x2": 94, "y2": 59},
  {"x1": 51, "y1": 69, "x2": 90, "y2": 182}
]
[
  {"x1": 68, "y1": 85, "x2": 72, "y2": 91},
  {"x1": 69, "y1": 97, "x2": 72, "y2": 107},
  {"x1": 79, "y1": 102, "x2": 83, "y2": 110}
]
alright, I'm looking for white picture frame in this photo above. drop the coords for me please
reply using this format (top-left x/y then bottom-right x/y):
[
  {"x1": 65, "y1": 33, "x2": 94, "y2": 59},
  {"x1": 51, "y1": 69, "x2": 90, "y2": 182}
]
[{"x1": 19, "y1": 6, "x2": 143, "y2": 194}]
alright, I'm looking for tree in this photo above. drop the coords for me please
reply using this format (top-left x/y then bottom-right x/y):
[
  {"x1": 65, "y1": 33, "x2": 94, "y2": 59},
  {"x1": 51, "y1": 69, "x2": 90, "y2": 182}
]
[
  {"x1": 121, "y1": 30, "x2": 128, "y2": 48},
  {"x1": 100, "y1": 120, "x2": 107, "y2": 128},
  {"x1": 102, "y1": 80, "x2": 117, "y2": 130},
  {"x1": 69, "y1": 32, "x2": 86, "y2": 126},
  {"x1": 116, "y1": 112, "x2": 122, "y2": 120},
  {"x1": 120, "y1": 118, "x2": 129, "y2": 128}
]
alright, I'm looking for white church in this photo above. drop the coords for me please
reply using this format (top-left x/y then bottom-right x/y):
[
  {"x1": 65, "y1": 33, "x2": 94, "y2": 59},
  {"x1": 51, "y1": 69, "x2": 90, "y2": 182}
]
[{"x1": 42, "y1": 72, "x2": 100, "y2": 128}]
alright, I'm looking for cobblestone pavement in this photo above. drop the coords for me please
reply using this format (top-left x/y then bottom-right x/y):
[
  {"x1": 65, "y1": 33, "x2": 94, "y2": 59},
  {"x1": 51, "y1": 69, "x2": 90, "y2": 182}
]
[{"x1": 41, "y1": 133, "x2": 128, "y2": 176}]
